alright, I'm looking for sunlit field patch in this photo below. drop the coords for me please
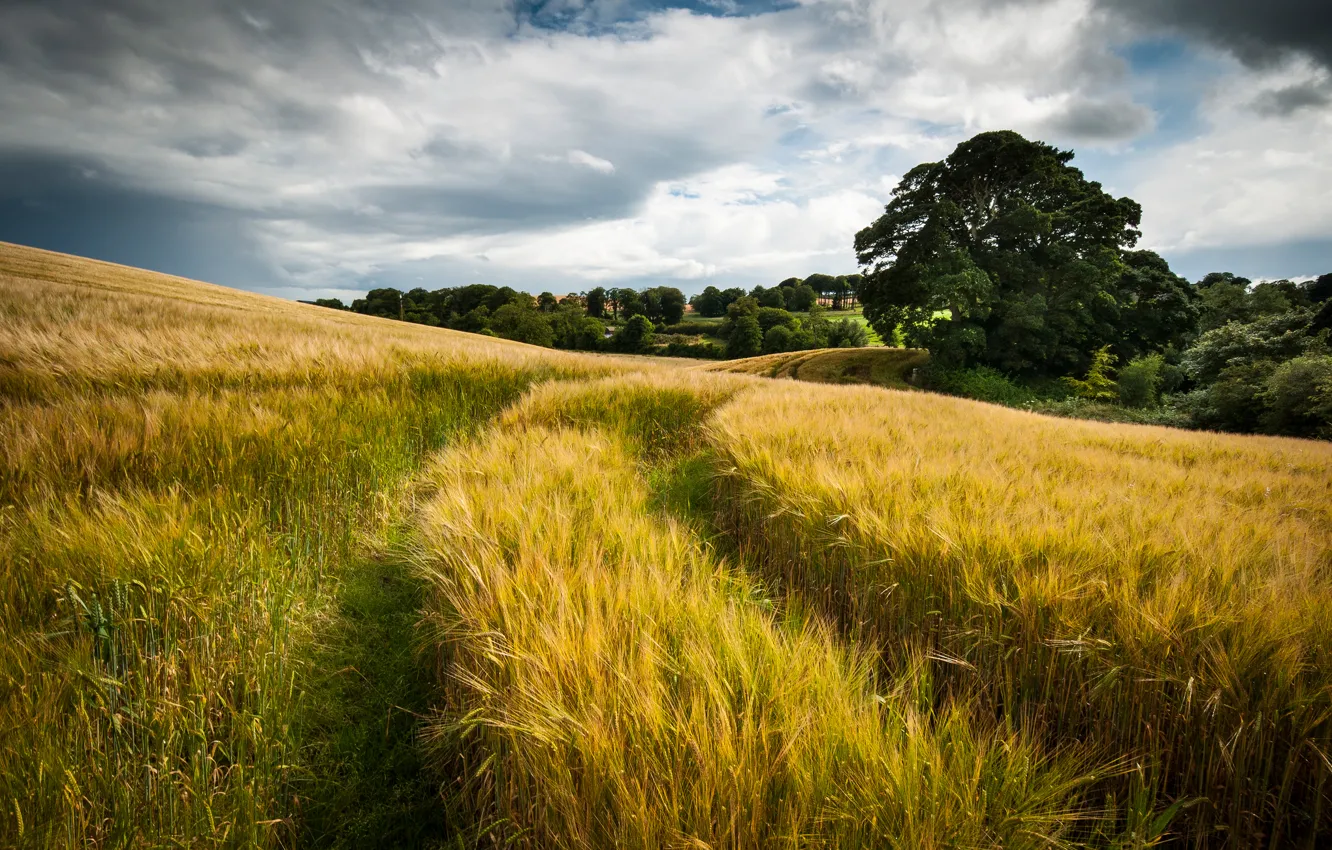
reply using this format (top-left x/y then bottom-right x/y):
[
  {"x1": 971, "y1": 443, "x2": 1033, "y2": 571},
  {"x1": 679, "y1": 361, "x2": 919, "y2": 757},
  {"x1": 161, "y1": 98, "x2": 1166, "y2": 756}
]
[{"x1": 705, "y1": 381, "x2": 1332, "y2": 844}]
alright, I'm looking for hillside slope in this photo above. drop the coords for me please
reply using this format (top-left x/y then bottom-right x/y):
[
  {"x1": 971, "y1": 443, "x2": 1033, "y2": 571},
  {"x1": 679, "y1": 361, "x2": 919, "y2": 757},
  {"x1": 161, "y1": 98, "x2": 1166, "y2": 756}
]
[
  {"x1": 702, "y1": 346, "x2": 929, "y2": 388},
  {"x1": 0, "y1": 242, "x2": 605, "y2": 847},
  {"x1": 3, "y1": 242, "x2": 1331, "y2": 848}
]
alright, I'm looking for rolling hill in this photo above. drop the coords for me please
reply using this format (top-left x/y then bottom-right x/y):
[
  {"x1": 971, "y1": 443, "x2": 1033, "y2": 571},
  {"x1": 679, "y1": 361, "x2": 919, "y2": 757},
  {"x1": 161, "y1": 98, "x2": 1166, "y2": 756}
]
[
  {"x1": 3, "y1": 241, "x2": 1330, "y2": 849},
  {"x1": 700, "y1": 346, "x2": 929, "y2": 388}
]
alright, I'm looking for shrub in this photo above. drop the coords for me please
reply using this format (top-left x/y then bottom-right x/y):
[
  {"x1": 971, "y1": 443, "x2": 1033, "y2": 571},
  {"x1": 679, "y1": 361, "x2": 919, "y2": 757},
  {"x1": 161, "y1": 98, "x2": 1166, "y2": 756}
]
[
  {"x1": 1028, "y1": 397, "x2": 1191, "y2": 428},
  {"x1": 756, "y1": 307, "x2": 798, "y2": 334},
  {"x1": 726, "y1": 296, "x2": 759, "y2": 320},
  {"x1": 1061, "y1": 346, "x2": 1117, "y2": 401},
  {"x1": 1117, "y1": 353, "x2": 1164, "y2": 408},
  {"x1": 573, "y1": 317, "x2": 606, "y2": 351},
  {"x1": 1177, "y1": 361, "x2": 1275, "y2": 433},
  {"x1": 490, "y1": 303, "x2": 555, "y2": 347},
  {"x1": 549, "y1": 309, "x2": 603, "y2": 351},
  {"x1": 1181, "y1": 311, "x2": 1313, "y2": 384},
  {"x1": 789, "y1": 329, "x2": 819, "y2": 351},
  {"x1": 1259, "y1": 354, "x2": 1332, "y2": 437},
  {"x1": 763, "y1": 325, "x2": 793, "y2": 354},
  {"x1": 924, "y1": 365, "x2": 1034, "y2": 406},
  {"x1": 662, "y1": 341, "x2": 724, "y2": 359},
  {"x1": 1159, "y1": 360, "x2": 1186, "y2": 396},
  {"x1": 612, "y1": 314, "x2": 655, "y2": 353},
  {"x1": 826, "y1": 318, "x2": 869, "y2": 348}
]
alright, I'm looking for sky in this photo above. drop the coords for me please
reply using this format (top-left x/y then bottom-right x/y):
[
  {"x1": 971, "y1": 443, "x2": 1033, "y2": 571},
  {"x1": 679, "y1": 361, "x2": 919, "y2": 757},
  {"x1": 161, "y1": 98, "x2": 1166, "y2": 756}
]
[{"x1": 1, "y1": 0, "x2": 1330, "y2": 301}]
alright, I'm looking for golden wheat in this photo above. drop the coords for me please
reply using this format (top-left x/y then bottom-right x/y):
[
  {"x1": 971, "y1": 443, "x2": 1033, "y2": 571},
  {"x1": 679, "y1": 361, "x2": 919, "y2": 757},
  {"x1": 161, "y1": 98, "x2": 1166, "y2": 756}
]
[
  {"x1": 412, "y1": 408, "x2": 1091, "y2": 848},
  {"x1": 6, "y1": 239, "x2": 1331, "y2": 848},
  {"x1": 0, "y1": 242, "x2": 607, "y2": 846},
  {"x1": 705, "y1": 380, "x2": 1332, "y2": 844}
]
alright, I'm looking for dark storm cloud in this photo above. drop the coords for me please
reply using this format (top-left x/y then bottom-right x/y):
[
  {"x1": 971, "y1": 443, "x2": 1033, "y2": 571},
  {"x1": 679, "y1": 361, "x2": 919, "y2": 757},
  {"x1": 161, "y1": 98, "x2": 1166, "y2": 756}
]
[
  {"x1": 1105, "y1": 0, "x2": 1332, "y2": 68},
  {"x1": 174, "y1": 133, "x2": 250, "y2": 159},
  {"x1": 0, "y1": 0, "x2": 766, "y2": 253},
  {"x1": 1252, "y1": 81, "x2": 1332, "y2": 116},
  {"x1": 0, "y1": 153, "x2": 278, "y2": 289},
  {"x1": 0, "y1": 0, "x2": 505, "y2": 110},
  {"x1": 335, "y1": 128, "x2": 729, "y2": 237}
]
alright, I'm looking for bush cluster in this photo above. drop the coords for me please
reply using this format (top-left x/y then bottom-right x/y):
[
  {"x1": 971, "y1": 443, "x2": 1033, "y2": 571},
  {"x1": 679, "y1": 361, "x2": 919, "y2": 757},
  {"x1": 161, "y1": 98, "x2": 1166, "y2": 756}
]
[{"x1": 920, "y1": 276, "x2": 1332, "y2": 438}]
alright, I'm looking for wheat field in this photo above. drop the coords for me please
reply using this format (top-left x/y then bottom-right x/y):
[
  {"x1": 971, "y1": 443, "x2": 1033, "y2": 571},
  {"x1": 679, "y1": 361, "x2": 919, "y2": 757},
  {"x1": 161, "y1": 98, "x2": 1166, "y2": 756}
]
[
  {"x1": 702, "y1": 346, "x2": 929, "y2": 388},
  {"x1": 2, "y1": 241, "x2": 1330, "y2": 848}
]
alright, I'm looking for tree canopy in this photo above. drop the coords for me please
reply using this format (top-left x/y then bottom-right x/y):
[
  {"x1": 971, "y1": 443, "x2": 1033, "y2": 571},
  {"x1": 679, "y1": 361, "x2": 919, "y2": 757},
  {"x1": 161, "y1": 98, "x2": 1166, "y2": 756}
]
[{"x1": 855, "y1": 130, "x2": 1149, "y2": 376}]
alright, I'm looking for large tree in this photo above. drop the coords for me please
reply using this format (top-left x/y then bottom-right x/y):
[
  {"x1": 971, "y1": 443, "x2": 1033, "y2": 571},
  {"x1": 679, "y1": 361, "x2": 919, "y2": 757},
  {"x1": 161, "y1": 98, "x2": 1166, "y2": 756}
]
[
  {"x1": 787, "y1": 283, "x2": 817, "y2": 312},
  {"x1": 619, "y1": 288, "x2": 646, "y2": 320},
  {"x1": 691, "y1": 286, "x2": 725, "y2": 318},
  {"x1": 726, "y1": 315, "x2": 763, "y2": 359},
  {"x1": 803, "y1": 274, "x2": 836, "y2": 306},
  {"x1": 489, "y1": 303, "x2": 555, "y2": 347},
  {"x1": 586, "y1": 287, "x2": 606, "y2": 319},
  {"x1": 656, "y1": 287, "x2": 686, "y2": 324},
  {"x1": 854, "y1": 130, "x2": 1144, "y2": 375}
]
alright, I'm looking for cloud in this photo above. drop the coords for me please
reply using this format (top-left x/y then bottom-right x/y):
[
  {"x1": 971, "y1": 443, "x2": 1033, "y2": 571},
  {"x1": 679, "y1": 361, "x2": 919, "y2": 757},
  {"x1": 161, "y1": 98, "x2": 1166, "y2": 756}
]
[
  {"x1": 544, "y1": 149, "x2": 617, "y2": 173},
  {"x1": 1102, "y1": 0, "x2": 1332, "y2": 69},
  {"x1": 448, "y1": 163, "x2": 886, "y2": 283},
  {"x1": 0, "y1": 0, "x2": 1326, "y2": 294},
  {"x1": 0, "y1": 153, "x2": 279, "y2": 287},
  {"x1": 1131, "y1": 60, "x2": 1332, "y2": 255},
  {"x1": 1042, "y1": 97, "x2": 1155, "y2": 141},
  {"x1": 1251, "y1": 81, "x2": 1332, "y2": 116}
]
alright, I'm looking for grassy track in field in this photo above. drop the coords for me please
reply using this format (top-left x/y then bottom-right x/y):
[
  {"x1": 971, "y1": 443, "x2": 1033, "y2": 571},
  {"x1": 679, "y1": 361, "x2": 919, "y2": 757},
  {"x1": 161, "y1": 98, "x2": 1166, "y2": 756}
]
[
  {"x1": 0, "y1": 242, "x2": 598, "y2": 846},
  {"x1": 410, "y1": 375, "x2": 1093, "y2": 848}
]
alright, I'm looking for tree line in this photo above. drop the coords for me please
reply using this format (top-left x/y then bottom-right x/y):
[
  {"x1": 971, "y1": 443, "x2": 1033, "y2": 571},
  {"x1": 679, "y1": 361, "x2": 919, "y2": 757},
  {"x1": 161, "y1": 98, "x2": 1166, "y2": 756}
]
[
  {"x1": 687, "y1": 274, "x2": 861, "y2": 316},
  {"x1": 307, "y1": 276, "x2": 872, "y2": 360},
  {"x1": 855, "y1": 129, "x2": 1332, "y2": 439},
  {"x1": 308, "y1": 284, "x2": 686, "y2": 353}
]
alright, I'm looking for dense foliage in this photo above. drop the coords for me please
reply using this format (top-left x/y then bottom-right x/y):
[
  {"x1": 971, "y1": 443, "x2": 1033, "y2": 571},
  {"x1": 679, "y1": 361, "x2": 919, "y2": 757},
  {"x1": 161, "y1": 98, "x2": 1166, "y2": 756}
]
[
  {"x1": 688, "y1": 277, "x2": 851, "y2": 317},
  {"x1": 919, "y1": 270, "x2": 1332, "y2": 438},
  {"x1": 320, "y1": 273, "x2": 876, "y2": 361},
  {"x1": 332, "y1": 283, "x2": 690, "y2": 353},
  {"x1": 855, "y1": 130, "x2": 1149, "y2": 376},
  {"x1": 855, "y1": 130, "x2": 1332, "y2": 439}
]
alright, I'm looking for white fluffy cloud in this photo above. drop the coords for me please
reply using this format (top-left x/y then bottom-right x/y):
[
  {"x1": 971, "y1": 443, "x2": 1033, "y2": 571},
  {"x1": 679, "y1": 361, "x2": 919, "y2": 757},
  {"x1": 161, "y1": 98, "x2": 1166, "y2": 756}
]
[
  {"x1": 1132, "y1": 57, "x2": 1332, "y2": 253},
  {"x1": 454, "y1": 164, "x2": 888, "y2": 280}
]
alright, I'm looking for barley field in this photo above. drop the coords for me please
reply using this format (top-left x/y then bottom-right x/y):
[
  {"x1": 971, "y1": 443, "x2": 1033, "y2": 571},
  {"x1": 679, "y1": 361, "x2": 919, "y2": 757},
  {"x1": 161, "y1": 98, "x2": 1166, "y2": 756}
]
[
  {"x1": 2, "y1": 241, "x2": 1330, "y2": 848},
  {"x1": 702, "y1": 347, "x2": 929, "y2": 388}
]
